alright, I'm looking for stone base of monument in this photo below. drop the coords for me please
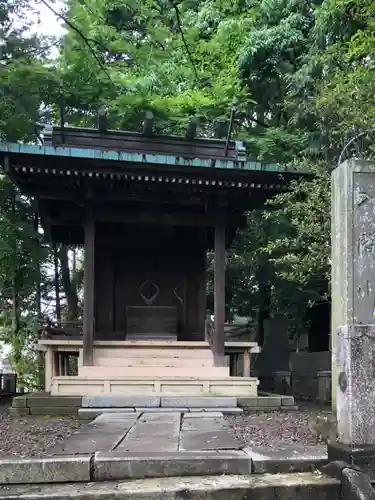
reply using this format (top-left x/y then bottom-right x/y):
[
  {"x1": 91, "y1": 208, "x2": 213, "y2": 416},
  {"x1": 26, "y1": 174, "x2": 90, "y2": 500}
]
[{"x1": 328, "y1": 442, "x2": 375, "y2": 480}]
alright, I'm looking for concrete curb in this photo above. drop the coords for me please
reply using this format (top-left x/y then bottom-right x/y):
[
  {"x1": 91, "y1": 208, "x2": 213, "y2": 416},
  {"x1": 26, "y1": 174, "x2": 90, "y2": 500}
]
[
  {"x1": 239, "y1": 406, "x2": 299, "y2": 413},
  {"x1": 0, "y1": 473, "x2": 340, "y2": 500},
  {"x1": 10, "y1": 393, "x2": 297, "y2": 417},
  {"x1": 10, "y1": 394, "x2": 83, "y2": 417},
  {"x1": 246, "y1": 446, "x2": 328, "y2": 474},
  {"x1": 237, "y1": 395, "x2": 297, "y2": 411},
  {"x1": 0, "y1": 449, "x2": 329, "y2": 485},
  {"x1": 251, "y1": 455, "x2": 327, "y2": 473}
]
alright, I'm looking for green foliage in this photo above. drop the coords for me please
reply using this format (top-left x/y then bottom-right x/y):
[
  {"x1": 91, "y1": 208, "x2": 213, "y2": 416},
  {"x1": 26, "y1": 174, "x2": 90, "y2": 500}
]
[
  {"x1": 264, "y1": 163, "x2": 331, "y2": 288},
  {"x1": 0, "y1": 0, "x2": 59, "y2": 140},
  {"x1": 0, "y1": 313, "x2": 41, "y2": 390},
  {"x1": 0, "y1": 1, "x2": 61, "y2": 386}
]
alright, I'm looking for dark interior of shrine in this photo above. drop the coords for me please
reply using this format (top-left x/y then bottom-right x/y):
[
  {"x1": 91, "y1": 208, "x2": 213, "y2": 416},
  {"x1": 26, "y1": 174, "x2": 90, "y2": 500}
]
[{"x1": 94, "y1": 223, "x2": 207, "y2": 341}]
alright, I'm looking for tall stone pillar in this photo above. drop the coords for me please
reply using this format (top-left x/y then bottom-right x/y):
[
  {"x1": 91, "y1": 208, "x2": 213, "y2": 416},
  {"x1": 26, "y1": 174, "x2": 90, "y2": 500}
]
[{"x1": 330, "y1": 159, "x2": 375, "y2": 476}]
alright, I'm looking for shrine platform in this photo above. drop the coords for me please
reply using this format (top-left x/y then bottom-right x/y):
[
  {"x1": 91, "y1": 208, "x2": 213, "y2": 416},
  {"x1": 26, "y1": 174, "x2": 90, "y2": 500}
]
[{"x1": 37, "y1": 339, "x2": 260, "y2": 397}]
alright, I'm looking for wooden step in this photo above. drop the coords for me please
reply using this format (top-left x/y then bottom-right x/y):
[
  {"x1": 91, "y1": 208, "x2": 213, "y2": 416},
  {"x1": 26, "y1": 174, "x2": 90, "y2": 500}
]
[
  {"x1": 78, "y1": 365, "x2": 229, "y2": 378},
  {"x1": 51, "y1": 375, "x2": 259, "y2": 396},
  {"x1": 91, "y1": 357, "x2": 215, "y2": 368},
  {"x1": 90, "y1": 347, "x2": 214, "y2": 360}
]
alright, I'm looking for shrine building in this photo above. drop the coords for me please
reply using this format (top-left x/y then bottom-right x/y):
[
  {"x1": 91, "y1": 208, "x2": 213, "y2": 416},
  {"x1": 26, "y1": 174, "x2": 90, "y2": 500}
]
[{"x1": 0, "y1": 117, "x2": 305, "y2": 396}]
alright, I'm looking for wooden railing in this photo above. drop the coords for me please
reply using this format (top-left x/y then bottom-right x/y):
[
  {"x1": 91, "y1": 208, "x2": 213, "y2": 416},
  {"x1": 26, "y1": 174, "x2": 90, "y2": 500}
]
[{"x1": 40, "y1": 318, "x2": 83, "y2": 338}]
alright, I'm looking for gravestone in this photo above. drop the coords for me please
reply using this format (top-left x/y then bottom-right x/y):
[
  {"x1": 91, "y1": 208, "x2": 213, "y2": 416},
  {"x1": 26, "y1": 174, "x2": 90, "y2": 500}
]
[
  {"x1": 330, "y1": 159, "x2": 375, "y2": 477},
  {"x1": 255, "y1": 317, "x2": 290, "y2": 391}
]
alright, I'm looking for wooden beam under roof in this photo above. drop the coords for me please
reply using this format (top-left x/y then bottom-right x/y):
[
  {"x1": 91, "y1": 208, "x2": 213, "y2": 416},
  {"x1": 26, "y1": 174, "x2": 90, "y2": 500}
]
[
  {"x1": 51, "y1": 206, "x2": 246, "y2": 228},
  {"x1": 142, "y1": 111, "x2": 154, "y2": 136}
]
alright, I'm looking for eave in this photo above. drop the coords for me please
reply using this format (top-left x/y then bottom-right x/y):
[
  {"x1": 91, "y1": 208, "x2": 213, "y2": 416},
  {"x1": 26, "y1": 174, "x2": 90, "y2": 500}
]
[{"x1": 0, "y1": 142, "x2": 306, "y2": 176}]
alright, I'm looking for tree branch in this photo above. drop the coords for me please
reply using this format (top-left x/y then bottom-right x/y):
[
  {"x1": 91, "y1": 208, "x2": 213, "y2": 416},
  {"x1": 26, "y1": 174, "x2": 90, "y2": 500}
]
[
  {"x1": 38, "y1": 0, "x2": 114, "y2": 85},
  {"x1": 171, "y1": 4, "x2": 199, "y2": 83}
]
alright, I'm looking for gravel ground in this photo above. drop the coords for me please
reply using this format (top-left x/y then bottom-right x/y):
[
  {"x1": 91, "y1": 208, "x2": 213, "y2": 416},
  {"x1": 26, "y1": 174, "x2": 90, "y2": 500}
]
[
  {"x1": 0, "y1": 402, "x2": 82, "y2": 458},
  {"x1": 227, "y1": 403, "x2": 333, "y2": 447}
]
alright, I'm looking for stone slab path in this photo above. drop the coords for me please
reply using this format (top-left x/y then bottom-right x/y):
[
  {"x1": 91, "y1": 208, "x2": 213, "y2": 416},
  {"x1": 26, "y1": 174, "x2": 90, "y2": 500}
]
[
  {"x1": 52, "y1": 411, "x2": 245, "y2": 455},
  {"x1": 38, "y1": 408, "x2": 328, "y2": 484},
  {"x1": 0, "y1": 409, "x2": 328, "y2": 485}
]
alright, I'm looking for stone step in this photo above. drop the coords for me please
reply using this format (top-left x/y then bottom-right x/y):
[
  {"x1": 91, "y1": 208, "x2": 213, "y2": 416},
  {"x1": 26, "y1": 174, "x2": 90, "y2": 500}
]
[
  {"x1": 82, "y1": 394, "x2": 238, "y2": 408},
  {"x1": 78, "y1": 407, "x2": 243, "y2": 419},
  {"x1": 93, "y1": 451, "x2": 251, "y2": 481},
  {"x1": 78, "y1": 365, "x2": 229, "y2": 377},
  {"x1": 0, "y1": 472, "x2": 339, "y2": 497}
]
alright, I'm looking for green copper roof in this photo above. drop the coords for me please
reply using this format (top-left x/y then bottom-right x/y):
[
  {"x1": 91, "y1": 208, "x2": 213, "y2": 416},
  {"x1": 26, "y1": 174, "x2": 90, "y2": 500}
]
[{"x1": 0, "y1": 142, "x2": 304, "y2": 174}]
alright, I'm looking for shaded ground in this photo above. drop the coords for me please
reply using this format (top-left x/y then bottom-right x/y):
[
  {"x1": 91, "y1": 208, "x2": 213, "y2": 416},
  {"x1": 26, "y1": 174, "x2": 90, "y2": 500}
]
[
  {"x1": 227, "y1": 402, "x2": 332, "y2": 447},
  {"x1": 0, "y1": 399, "x2": 332, "y2": 457},
  {"x1": 0, "y1": 400, "x2": 82, "y2": 458}
]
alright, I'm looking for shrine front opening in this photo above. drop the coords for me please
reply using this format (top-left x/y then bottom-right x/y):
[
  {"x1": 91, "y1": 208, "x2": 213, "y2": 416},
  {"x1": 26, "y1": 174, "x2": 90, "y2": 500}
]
[{"x1": 93, "y1": 224, "x2": 207, "y2": 343}]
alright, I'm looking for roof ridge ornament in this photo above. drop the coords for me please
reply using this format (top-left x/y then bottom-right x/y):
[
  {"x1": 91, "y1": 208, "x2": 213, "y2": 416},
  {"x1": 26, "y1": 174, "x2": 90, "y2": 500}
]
[
  {"x1": 142, "y1": 112, "x2": 154, "y2": 137},
  {"x1": 97, "y1": 106, "x2": 108, "y2": 134},
  {"x1": 224, "y1": 99, "x2": 237, "y2": 157},
  {"x1": 235, "y1": 141, "x2": 247, "y2": 162},
  {"x1": 185, "y1": 117, "x2": 199, "y2": 140}
]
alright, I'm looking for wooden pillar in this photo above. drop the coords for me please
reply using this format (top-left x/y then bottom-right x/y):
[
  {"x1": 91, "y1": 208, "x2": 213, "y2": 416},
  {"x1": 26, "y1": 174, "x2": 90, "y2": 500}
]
[
  {"x1": 243, "y1": 349, "x2": 251, "y2": 377},
  {"x1": 83, "y1": 212, "x2": 95, "y2": 365},
  {"x1": 214, "y1": 225, "x2": 226, "y2": 366},
  {"x1": 61, "y1": 354, "x2": 68, "y2": 376},
  {"x1": 57, "y1": 353, "x2": 62, "y2": 376},
  {"x1": 45, "y1": 347, "x2": 53, "y2": 392},
  {"x1": 197, "y1": 246, "x2": 207, "y2": 341}
]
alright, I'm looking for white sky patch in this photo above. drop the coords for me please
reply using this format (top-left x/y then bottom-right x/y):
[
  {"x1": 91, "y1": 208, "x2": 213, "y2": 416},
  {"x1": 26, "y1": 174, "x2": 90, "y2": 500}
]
[{"x1": 30, "y1": 0, "x2": 66, "y2": 37}]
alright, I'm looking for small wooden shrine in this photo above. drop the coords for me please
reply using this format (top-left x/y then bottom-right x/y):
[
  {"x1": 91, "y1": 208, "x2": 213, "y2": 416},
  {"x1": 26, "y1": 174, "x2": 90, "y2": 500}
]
[{"x1": 0, "y1": 115, "x2": 305, "y2": 396}]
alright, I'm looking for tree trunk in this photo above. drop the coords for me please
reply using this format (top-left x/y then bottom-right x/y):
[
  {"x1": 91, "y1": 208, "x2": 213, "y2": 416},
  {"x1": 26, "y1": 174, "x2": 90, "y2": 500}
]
[
  {"x1": 34, "y1": 210, "x2": 45, "y2": 390},
  {"x1": 53, "y1": 244, "x2": 61, "y2": 322},
  {"x1": 255, "y1": 220, "x2": 271, "y2": 347},
  {"x1": 72, "y1": 248, "x2": 77, "y2": 275},
  {"x1": 256, "y1": 280, "x2": 271, "y2": 347},
  {"x1": 34, "y1": 211, "x2": 41, "y2": 319},
  {"x1": 59, "y1": 245, "x2": 79, "y2": 320}
]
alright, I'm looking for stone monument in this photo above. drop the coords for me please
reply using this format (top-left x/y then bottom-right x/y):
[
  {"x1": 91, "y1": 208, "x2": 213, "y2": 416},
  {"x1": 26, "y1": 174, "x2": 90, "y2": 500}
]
[
  {"x1": 254, "y1": 317, "x2": 291, "y2": 392},
  {"x1": 330, "y1": 159, "x2": 375, "y2": 477}
]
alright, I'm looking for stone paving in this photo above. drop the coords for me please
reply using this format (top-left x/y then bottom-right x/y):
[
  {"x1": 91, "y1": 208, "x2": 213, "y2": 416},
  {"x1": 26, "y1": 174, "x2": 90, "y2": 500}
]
[
  {"x1": 53, "y1": 410, "x2": 245, "y2": 454},
  {"x1": 0, "y1": 408, "x2": 328, "y2": 485}
]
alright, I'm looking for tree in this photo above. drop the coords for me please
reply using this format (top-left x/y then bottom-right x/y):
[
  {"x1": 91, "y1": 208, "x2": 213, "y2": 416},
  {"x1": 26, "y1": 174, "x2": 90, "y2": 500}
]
[
  {"x1": 0, "y1": 0, "x2": 59, "y2": 387},
  {"x1": 0, "y1": 0, "x2": 59, "y2": 140}
]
